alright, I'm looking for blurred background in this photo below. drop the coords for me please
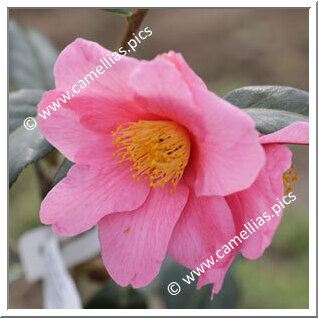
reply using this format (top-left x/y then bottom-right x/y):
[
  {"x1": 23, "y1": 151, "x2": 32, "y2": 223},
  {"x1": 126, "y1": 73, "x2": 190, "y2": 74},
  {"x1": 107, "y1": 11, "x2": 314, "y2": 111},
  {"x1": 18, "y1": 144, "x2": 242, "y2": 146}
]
[{"x1": 9, "y1": 8, "x2": 309, "y2": 309}]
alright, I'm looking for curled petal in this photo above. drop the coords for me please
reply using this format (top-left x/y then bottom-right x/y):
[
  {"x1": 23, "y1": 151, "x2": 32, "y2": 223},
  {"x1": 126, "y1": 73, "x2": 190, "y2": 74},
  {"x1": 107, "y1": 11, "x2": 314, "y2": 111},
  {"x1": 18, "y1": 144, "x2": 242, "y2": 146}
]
[{"x1": 260, "y1": 121, "x2": 309, "y2": 145}]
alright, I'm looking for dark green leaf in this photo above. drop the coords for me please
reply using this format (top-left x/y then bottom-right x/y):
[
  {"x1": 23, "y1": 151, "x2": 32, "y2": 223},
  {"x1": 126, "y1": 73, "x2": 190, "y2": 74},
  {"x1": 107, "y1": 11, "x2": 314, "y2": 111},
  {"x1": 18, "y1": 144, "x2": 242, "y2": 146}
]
[
  {"x1": 85, "y1": 281, "x2": 147, "y2": 309},
  {"x1": 100, "y1": 9, "x2": 133, "y2": 16},
  {"x1": 9, "y1": 122, "x2": 53, "y2": 187},
  {"x1": 9, "y1": 89, "x2": 44, "y2": 134},
  {"x1": 223, "y1": 85, "x2": 309, "y2": 116},
  {"x1": 223, "y1": 85, "x2": 309, "y2": 134},
  {"x1": 140, "y1": 256, "x2": 238, "y2": 309},
  {"x1": 9, "y1": 20, "x2": 58, "y2": 90},
  {"x1": 53, "y1": 158, "x2": 74, "y2": 186},
  {"x1": 162, "y1": 258, "x2": 238, "y2": 309},
  {"x1": 243, "y1": 108, "x2": 308, "y2": 135},
  {"x1": 27, "y1": 29, "x2": 59, "y2": 89}
]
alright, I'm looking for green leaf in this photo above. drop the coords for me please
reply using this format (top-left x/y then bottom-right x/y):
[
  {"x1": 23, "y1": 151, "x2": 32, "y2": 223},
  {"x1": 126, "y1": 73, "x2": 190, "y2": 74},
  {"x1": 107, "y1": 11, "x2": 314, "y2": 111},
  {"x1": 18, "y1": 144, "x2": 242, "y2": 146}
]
[
  {"x1": 9, "y1": 89, "x2": 44, "y2": 134},
  {"x1": 9, "y1": 123, "x2": 54, "y2": 187},
  {"x1": 85, "y1": 281, "x2": 147, "y2": 309},
  {"x1": 243, "y1": 108, "x2": 308, "y2": 135},
  {"x1": 223, "y1": 85, "x2": 308, "y2": 116},
  {"x1": 139, "y1": 256, "x2": 238, "y2": 309},
  {"x1": 27, "y1": 29, "x2": 59, "y2": 89},
  {"x1": 53, "y1": 158, "x2": 74, "y2": 186},
  {"x1": 162, "y1": 258, "x2": 238, "y2": 309},
  {"x1": 8, "y1": 22, "x2": 58, "y2": 186},
  {"x1": 9, "y1": 20, "x2": 58, "y2": 90},
  {"x1": 100, "y1": 9, "x2": 133, "y2": 16},
  {"x1": 223, "y1": 85, "x2": 309, "y2": 134}
]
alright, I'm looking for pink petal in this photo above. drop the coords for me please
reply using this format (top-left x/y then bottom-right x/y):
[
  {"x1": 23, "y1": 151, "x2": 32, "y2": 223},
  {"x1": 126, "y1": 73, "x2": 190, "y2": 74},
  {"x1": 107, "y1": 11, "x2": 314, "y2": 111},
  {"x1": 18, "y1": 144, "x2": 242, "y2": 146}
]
[
  {"x1": 168, "y1": 193, "x2": 237, "y2": 298},
  {"x1": 184, "y1": 89, "x2": 266, "y2": 196},
  {"x1": 40, "y1": 38, "x2": 149, "y2": 138},
  {"x1": 129, "y1": 55, "x2": 207, "y2": 139},
  {"x1": 54, "y1": 38, "x2": 139, "y2": 101},
  {"x1": 160, "y1": 51, "x2": 207, "y2": 91},
  {"x1": 196, "y1": 259, "x2": 234, "y2": 300},
  {"x1": 98, "y1": 183, "x2": 189, "y2": 288},
  {"x1": 38, "y1": 91, "x2": 139, "y2": 167},
  {"x1": 47, "y1": 38, "x2": 173, "y2": 137},
  {"x1": 38, "y1": 91, "x2": 120, "y2": 168},
  {"x1": 260, "y1": 121, "x2": 309, "y2": 145},
  {"x1": 78, "y1": 98, "x2": 149, "y2": 135},
  {"x1": 129, "y1": 56, "x2": 265, "y2": 197},
  {"x1": 226, "y1": 144, "x2": 292, "y2": 259},
  {"x1": 38, "y1": 91, "x2": 108, "y2": 164},
  {"x1": 40, "y1": 163, "x2": 150, "y2": 236}
]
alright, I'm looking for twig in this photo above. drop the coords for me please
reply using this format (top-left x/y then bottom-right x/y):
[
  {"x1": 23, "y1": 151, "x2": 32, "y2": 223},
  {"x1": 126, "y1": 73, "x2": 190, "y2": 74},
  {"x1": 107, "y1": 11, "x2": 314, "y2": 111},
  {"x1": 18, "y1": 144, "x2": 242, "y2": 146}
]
[{"x1": 119, "y1": 9, "x2": 149, "y2": 50}]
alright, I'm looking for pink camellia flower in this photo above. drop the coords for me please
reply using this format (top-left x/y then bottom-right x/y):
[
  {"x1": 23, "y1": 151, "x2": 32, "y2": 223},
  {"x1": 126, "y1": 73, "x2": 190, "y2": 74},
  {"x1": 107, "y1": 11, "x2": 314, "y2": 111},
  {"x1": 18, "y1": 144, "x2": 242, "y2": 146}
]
[
  {"x1": 38, "y1": 38, "x2": 307, "y2": 300},
  {"x1": 169, "y1": 121, "x2": 308, "y2": 298}
]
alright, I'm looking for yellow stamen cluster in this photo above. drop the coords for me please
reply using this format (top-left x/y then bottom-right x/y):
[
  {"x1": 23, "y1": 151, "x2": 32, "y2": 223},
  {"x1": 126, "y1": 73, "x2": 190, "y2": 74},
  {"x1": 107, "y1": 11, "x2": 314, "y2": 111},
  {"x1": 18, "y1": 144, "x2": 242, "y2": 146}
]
[
  {"x1": 283, "y1": 164, "x2": 298, "y2": 195},
  {"x1": 111, "y1": 120, "x2": 191, "y2": 192}
]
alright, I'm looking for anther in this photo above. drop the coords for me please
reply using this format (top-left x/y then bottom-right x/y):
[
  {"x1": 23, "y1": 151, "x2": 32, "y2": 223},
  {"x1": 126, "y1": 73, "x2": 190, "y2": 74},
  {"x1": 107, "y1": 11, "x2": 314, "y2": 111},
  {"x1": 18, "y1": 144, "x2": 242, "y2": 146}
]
[{"x1": 111, "y1": 120, "x2": 191, "y2": 191}]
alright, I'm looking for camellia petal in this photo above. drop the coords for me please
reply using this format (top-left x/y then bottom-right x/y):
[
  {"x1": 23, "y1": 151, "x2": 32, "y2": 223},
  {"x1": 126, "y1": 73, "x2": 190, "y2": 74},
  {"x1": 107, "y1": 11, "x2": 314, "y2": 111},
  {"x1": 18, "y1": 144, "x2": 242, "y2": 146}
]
[
  {"x1": 38, "y1": 91, "x2": 109, "y2": 164},
  {"x1": 168, "y1": 193, "x2": 238, "y2": 299},
  {"x1": 260, "y1": 121, "x2": 309, "y2": 145},
  {"x1": 130, "y1": 57, "x2": 265, "y2": 197},
  {"x1": 54, "y1": 38, "x2": 139, "y2": 100},
  {"x1": 160, "y1": 51, "x2": 207, "y2": 92},
  {"x1": 168, "y1": 193, "x2": 236, "y2": 269},
  {"x1": 197, "y1": 256, "x2": 235, "y2": 300},
  {"x1": 98, "y1": 183, "x2": 189, "y2": 287},
  {"x1": 129, "y1": 56, "x2": 207, "y2": 140},
  {"x1": 40, "y1": 163, "x2": 150, "y2": 236},
  {"x1": 37, "y1": 38, "x2": 309, "y2": 301},
  {"x1": 184, "y1": 88, "x2": 266, "y2": 196},
  {"x1": 38, "y1": 91, "x2": 147, "y2": 167},
  {"x1": 226, "y1": 144, "x2": 292, "y2": 259}
]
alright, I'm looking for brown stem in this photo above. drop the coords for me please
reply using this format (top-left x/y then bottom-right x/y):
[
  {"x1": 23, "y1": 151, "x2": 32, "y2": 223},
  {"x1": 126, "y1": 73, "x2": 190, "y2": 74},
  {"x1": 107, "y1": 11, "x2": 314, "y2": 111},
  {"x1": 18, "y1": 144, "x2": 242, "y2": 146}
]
[{"x1": 119, "y1": 9, "x2": 149, "y2": 51}]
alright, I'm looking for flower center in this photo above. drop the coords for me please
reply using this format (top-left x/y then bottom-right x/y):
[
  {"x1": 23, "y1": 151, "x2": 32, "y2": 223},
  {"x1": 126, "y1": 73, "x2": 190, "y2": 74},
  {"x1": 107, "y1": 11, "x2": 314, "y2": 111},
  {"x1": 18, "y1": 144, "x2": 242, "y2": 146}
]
[
  {"x1": 283, "y1": 164, "x2": 298, "y2": 195},
  {"x1": 112, "y1": 120, "x2": 191, "y2": 192}
]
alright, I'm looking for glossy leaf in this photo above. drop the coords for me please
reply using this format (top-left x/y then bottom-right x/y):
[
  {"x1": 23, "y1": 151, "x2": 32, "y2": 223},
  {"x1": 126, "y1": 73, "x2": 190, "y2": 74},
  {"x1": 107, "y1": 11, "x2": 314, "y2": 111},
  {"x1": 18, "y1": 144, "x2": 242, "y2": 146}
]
[
  {"x1": 223, "y1": 85, "x2": 308, "y2": 116},
  {"x1": 223, "y1": 85, "x2": 309, "y2": 134},
  {"x1": 27, "y1": 29, "x2": 59, "y2": 89},
  {"x1": 139, "y1": 256, "x2": 238, "y2": 309},
  {"x1": 9, "y1": 20, "x2": 58, "y2": 90},
  {"x1": 85, "y1": 281, "x2": 147, "y2": 309},
  {"x1": 9, "y1": 89, "x2": 44, "y2": 133},
  {"x1": 243, "y1": 108, "x2": 308, "y2": 135},
  {"x1": 9, "y1": 123, "x2": 53, "y2": 187},
  {"x1": 53, "y1": 158, "x2": 74, "y2": 186}
]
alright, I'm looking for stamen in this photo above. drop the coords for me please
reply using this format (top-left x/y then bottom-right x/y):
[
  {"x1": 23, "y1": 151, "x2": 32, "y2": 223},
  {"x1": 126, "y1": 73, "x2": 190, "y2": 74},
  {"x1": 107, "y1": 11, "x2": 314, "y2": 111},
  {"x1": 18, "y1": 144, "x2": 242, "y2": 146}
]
[
  {"x1": 283, "y1": 164, "x2": 298, "y2": 195},
  {"x1": 112, "y1": 120, "x2": 191, "y2": 190}
]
